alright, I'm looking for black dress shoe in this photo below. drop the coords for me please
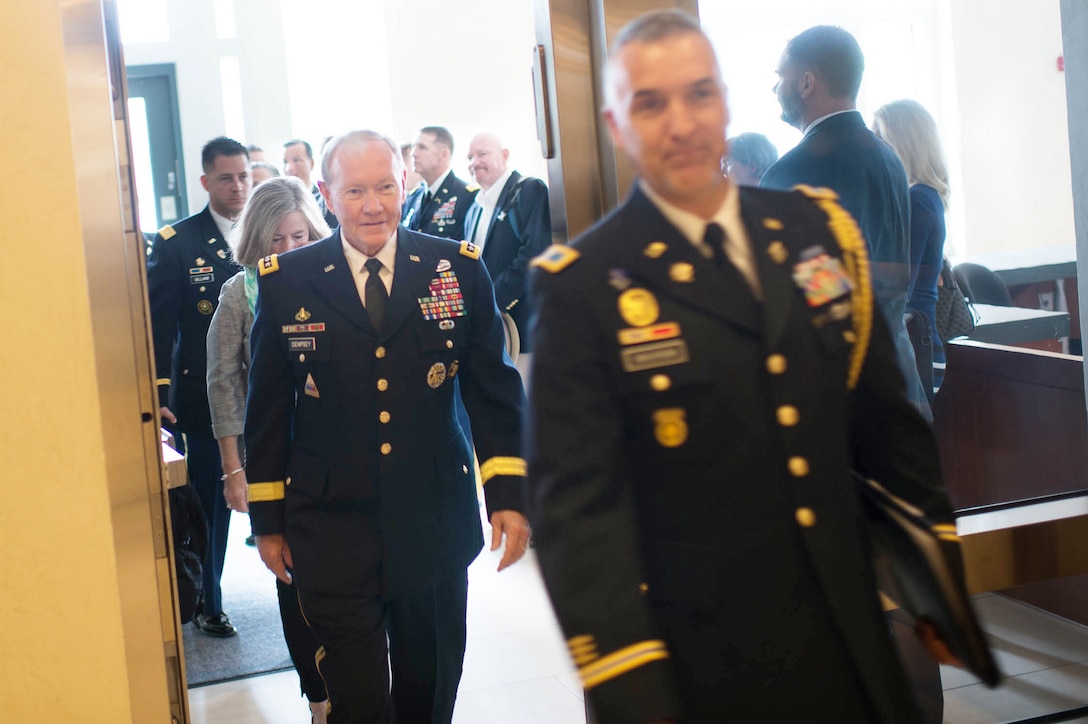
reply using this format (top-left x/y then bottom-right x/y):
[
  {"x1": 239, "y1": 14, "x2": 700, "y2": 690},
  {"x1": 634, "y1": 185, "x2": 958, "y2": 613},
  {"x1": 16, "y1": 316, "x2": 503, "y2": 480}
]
[{"x1": 194, "y1": 612, "x2": 237, "y2": 637}]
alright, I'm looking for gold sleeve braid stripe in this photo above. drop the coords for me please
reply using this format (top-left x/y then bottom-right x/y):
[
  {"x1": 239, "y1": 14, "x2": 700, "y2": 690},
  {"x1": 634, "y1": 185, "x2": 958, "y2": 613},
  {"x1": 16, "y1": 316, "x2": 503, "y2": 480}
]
[
  {"x1": 795, "y1": 184, "x2": 873, "y2": 391},
  {"x1": 578, "y1": 640, "x2": 670, "y2": 690},
  {"x1": 479, "y1": 456, "x2": 527, "y2": 484},
  {"x1": 932, "y1": 523, "x2": 961, "y2": 542},
  {"x1": 247, "y1": 481, "x2": 285, "y2": 502},
  {"x1": 156, "y1": 378, "x2": 171, "y2": 386}
]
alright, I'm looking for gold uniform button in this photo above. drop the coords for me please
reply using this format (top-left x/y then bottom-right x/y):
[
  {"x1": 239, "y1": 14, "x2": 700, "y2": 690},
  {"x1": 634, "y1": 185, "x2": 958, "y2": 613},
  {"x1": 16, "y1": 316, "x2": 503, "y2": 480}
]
[
  {"x1": 379, "y1": 411, "x2": 391, "y2": 424},
  {"x1": 446, "y1": 340, "x2": 454, "y2": 349},
  {"x1": 381, "y1": 443, "x2": 392, "y2": 455},
  {"x1": 298, "y1": 353, "x2": 306, "y2": 362},
  {"x1": 777, "y1": 405, "x2": 800, "y2": 427},
  {"x1": 843, "y1": 330, "x2": 858, "y2": 343},
  {"x1": 462, "y1": 465, "x2": 469, "y2": 474},
  {"x1": 377, "y1": 379, "x2": 389, "y2": 392},
  {"x1": 285, "y1": 476, "x2": 292, "y2": 486},
  {"x1": 788, "y1": 456, "x2": 810, "y2": 477},
  {"x1": 766, "y1": 354, "x2": 788, "y2": 375},
  {"x1": 639, "y1": 582, "x2": 649, "y2": 594},
  {"x1": 375, "y1": 346, "x2": 387, "y2": 359},
  {"x1": 650, "y1": 374, "x2": 671, "y2": 392},
  {"x1": 795, "y1": 507, "x2": 817, "y2": 528}
]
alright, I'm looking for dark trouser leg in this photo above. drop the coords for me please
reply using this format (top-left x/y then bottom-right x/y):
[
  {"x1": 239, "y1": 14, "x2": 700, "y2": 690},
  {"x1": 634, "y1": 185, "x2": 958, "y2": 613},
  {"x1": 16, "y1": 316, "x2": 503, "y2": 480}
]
[
  {"x1": 889, "y1": 609, "x2": 944, "y2": 724},
  {"x1": 186, "y1": 434, "x2": 228, "y2": 615},
  {"x1": 386, "y1": 572, "x2": 469, "y2": 724},
  {"x1": 277, "y1": 578, "x2": 328, "y2": 704},
  {"x1": 296, "y1": 588, "x2": 389, "y2": 724}
]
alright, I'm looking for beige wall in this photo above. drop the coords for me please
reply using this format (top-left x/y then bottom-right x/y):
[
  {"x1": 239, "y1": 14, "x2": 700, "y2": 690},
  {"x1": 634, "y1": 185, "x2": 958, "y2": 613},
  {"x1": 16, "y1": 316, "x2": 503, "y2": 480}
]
[
  {"x1": 0, "y1": 2, "x2": 133, "y2": 721},
  {"x1": 950, "y1": 0, "x2": 1075, "y2": 254}
]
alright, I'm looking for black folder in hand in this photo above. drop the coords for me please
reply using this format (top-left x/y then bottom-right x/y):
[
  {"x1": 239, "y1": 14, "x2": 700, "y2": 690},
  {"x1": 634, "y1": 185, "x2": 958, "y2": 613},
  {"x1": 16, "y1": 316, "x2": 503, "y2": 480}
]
[{"x1": 856, "y1": 473, "x2": 1002, "y2": 687}]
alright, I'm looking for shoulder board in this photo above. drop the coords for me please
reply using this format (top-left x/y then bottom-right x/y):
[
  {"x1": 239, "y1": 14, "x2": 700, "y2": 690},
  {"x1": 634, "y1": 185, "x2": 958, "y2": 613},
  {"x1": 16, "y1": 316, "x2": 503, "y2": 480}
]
[
  {"x1": 793, "y1": 184, "x2": 839, "y2": 201},
  {"x1": 258, "y1": 254, "x2": 280, "y2": 276},
  {"x1": 158, "y1": 224, "x2": 176, "y2": 240},
  {"x1": 530, "y1": 244, "x2": 581, "y2": 274},
  {"x1": 466, "y1": 183, "x2": 480, "y2": 193},
  {"x1": 459, "y1": 241, "x2": 482, "y2": 260}
]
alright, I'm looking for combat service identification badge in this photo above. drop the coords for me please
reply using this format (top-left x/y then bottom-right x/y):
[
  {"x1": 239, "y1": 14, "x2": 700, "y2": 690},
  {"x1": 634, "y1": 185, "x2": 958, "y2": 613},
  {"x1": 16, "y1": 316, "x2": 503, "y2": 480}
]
[{"x1": 653, "y1": 408, "x2": 688, "y2": 448}]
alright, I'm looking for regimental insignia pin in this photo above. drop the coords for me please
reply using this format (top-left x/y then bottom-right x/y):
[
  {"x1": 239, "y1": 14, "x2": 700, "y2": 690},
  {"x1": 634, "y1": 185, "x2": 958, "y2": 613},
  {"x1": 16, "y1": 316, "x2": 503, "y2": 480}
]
[
  {"x1": 448, "y1": 360, "x2": 460, "y2": 378},
  {"x1": 439, "y1": 319, "x2": 455, "y2": 331},
  {"x1": 195, "y1": 257, "x2": 206, "y2": 266},
  {"x1": 197, "y1": 300, "x2": 213, "y2": 315},
  {"x1": 295, "y1": 307, "x2": 312, "y2": 322},
  {"x1": 304, "y1": 373, "x2": 320, "y2": 398},
  {"x1": 216, "y1": 249, "x2": 227, "y2": 259},
  {"x1": 653, "y1": 408, "x2": 688, "y2": 448},
  {"x1": 617, "y1": 288, "x2": 660, "y2": 328},
  {"x1": 496, "y1": 211, "x2": 506, "y2": 221},
  {"x1": 669, "y1": 263, "x2": 695, "y2": 283},
  {"x1": 609, "y1": 269, "x2": 632, "y2": 292},
  {"x1": 324, "y1": 264, "x2": 335, "y2": 273},
  {"x1": 437, "y1": 259, "x2": 452, "y2": 272},
  {"x1": 427, "y1": 362, "x2": 447, "y2": 389},
  {"x1": 410, "y1": 255, "x2": 421, "y2": 263},
  {"x1": 767, "y1": 241, "x2": 789, "y2": 264},
  {"x1": 644, "y1": 242, "x2": 668, "y2": 259}
]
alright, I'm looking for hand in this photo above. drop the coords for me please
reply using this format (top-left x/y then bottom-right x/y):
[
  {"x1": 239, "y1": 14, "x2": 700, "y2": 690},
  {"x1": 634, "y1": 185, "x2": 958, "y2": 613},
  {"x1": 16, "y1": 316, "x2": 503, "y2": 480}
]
[
  {"x1": 915, "y1": 618, "x2": 964, "y2": 667},
  {"x1": 490, "y1": 510, "x2": 531, "y2": 571},
  {"x1": 256, "y1": 534, "x2": 294, "y2": 585},
  {"x1": 159, "y1": 406, "x2": 177, "y2": 425},
  {"x1": 223, "y1": 470, "x2": 249, "y2": 513}
]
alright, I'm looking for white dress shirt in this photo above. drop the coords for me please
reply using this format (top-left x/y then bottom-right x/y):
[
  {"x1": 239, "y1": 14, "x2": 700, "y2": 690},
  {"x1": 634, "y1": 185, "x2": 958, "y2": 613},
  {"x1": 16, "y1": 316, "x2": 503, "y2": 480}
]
[
  {"x1": 639, "y1": 180, "x2": 763, "y2": 299},
  {"x1": 341, "y1": 232, "x2": 397, "y2": 306},
  {"x1": 471, "y1": 170, "x2": 513, "y2": 248}
]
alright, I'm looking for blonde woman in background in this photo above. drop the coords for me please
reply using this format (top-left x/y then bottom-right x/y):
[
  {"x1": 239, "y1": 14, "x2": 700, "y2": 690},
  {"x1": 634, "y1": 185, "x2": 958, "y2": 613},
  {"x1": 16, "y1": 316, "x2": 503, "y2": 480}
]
[
  {"x1": 206, "y1": 175, "x2": 331, "y2": 723},
  {"x1": 873, "y1": 99, "x2": 951, "y2": 394}
]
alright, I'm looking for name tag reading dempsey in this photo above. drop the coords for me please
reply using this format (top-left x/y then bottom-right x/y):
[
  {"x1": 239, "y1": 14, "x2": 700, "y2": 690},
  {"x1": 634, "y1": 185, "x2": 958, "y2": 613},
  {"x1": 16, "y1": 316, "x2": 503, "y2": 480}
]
[
  {"x1": 289, "y1": 337, "x2": 316, "y2": 352},
  {"x1": 621, "y1": 339, "x2": 690, "y2": 372}
]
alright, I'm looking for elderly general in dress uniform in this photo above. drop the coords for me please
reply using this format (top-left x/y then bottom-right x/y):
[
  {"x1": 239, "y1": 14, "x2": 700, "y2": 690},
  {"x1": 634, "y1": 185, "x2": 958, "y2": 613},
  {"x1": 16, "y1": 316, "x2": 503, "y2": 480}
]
[
  {"x1": 529, "y1": 11, "x2": 960, "y2": 724},
  {"x1": 244, "y1": 130, "x2": 530, "y2": 724}
]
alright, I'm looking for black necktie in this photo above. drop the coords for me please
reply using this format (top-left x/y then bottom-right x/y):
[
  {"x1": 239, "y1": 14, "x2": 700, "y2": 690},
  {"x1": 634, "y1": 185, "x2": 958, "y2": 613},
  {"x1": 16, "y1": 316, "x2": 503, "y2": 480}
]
[
  {"x1": 704, "y1": 223, "x2": 729, "y2": 268},
  {"x1": 423, "y1": 190, "x2": 433, "y2": 210},
  {"x1": 364, "y1": 258, "x2": 387, "y2": 333}
]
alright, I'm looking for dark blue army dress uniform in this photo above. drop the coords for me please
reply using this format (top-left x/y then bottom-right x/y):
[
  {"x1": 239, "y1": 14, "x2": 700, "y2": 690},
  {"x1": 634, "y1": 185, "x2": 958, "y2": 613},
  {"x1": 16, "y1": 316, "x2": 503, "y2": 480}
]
[
  {"x1": 147, "y1": 205, "x2": 240, "y2": 625},
  {"x1": 401, "y1": 171, "x2": 477, "y2": 240},
  {"x1": 244, "y1": 227, "x2": 526, "y2": 722},
  {"x1": 529, "y1": 184, "x2": 959, "y2": 723}
]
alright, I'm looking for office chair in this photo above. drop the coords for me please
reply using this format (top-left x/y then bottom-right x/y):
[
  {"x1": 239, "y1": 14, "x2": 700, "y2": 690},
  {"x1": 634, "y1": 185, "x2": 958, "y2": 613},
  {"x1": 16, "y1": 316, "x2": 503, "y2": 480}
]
[{"x1": 953, "y1": 263, "x2": 1013, "y2": 306}]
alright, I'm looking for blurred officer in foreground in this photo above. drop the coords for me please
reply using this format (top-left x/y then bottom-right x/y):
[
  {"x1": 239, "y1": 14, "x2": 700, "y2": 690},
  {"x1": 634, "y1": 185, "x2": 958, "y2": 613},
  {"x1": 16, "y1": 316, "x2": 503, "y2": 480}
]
[
  {"x1": 528, "y1": 10, "x2": 958, "y2": 723},
  {"x1": 245, "y1": 130, "x2": 529, "y2": 723}
]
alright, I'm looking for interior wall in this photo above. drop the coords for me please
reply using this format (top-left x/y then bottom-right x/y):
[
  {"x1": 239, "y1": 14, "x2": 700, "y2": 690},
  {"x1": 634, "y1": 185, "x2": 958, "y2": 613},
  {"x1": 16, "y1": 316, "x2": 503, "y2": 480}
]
[
  {"x1": 122, "y1": 0, "x2": 547, "y2": 211},
  {"x1": 950, "y1": 0, "x2": 1074, "y2": 254},
  {"x1": 0, "y1": 2, "x2": 133, "y2": 720}
]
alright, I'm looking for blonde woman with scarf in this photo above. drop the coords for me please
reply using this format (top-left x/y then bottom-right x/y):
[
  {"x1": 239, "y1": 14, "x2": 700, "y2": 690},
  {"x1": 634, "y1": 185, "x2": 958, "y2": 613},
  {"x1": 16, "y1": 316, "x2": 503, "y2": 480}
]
[{"x1": 206, "y1": 174, "x2": 331, "y2": 723}]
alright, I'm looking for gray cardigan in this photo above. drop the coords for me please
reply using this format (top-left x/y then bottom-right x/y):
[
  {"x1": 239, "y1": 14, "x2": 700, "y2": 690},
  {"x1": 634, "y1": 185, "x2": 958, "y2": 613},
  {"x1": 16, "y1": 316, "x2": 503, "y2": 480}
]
[{"x1": 206, "y1": 272, "x2": 252, "y2": 440}]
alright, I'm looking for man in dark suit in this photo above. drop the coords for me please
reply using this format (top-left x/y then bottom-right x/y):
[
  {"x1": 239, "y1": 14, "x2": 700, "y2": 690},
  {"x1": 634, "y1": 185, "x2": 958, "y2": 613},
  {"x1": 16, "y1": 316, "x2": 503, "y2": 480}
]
[
  {"x1": 760, "y1": 25, "x2": 930, "y2": 418},
  {"x1": 245, "y1": 130, "x2": 529, "y2": 724},
  {"x1": 401, "y1": 126, "x2": 477, "y2": 239},
  {"x1": 284, "y1": 138, "x2": 338, "y2": 229},
  {"x1": 529, "y1": 11, "x2": 959, "y2": 723},
  {"x1": 463, "y1": 133, "x2": 551, "y2": 360},
  {"x1": 147, "y1": 136, "x2": 250, "y2": 637}
]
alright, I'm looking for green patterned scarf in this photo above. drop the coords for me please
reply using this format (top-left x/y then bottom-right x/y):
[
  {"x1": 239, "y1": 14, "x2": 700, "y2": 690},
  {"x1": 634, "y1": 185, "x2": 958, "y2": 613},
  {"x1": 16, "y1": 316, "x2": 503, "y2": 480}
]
[{"x1": 244, "y1": 266, "x2": 258, "y2": 316}]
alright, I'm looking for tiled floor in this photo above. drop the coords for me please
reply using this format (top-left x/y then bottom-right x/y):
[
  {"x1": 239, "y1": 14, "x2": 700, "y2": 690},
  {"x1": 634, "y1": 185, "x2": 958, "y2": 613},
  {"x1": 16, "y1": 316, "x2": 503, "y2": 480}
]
[{"x1": 189, "y1": 521, "x2": 1088, "y2": 723}]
